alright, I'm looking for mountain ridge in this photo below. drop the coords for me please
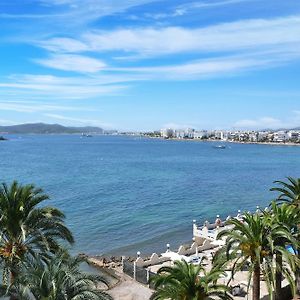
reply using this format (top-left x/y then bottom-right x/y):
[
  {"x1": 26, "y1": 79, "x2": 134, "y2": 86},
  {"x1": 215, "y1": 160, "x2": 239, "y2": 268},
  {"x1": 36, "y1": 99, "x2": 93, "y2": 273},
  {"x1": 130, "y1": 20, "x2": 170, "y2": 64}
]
[{"x1": 0, "y1": 123, "x2": 104, "y2": 134}]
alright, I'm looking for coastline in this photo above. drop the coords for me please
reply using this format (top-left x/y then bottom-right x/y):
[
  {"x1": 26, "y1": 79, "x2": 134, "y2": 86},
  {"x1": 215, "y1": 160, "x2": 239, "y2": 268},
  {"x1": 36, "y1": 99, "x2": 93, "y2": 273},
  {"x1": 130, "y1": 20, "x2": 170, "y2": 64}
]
[{"x1": 146, "y1": 136, "x2": 300, "y2": 146}]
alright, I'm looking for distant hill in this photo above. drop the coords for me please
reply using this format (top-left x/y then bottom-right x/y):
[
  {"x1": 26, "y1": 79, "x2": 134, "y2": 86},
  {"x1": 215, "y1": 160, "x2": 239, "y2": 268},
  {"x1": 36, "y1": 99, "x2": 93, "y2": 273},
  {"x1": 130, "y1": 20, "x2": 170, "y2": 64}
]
[{"x1": 0, "y1": 123, "x2": 104, "y2": 134}]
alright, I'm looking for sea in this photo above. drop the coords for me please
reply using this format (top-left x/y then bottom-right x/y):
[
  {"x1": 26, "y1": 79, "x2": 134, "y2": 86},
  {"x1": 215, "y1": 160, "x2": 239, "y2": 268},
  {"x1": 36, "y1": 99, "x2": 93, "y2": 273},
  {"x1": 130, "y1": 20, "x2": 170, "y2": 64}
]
[{"x1": 0, "y1": 134, "x2": 299, "y2": 256}]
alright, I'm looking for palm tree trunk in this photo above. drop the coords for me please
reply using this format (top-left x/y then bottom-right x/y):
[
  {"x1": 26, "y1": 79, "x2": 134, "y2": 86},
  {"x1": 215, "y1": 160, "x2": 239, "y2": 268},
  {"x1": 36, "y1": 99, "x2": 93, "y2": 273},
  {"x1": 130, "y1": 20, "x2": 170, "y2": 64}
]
[
  {"x1": 275, "y1": 253, "x2": 282, "y2": 300},
  {"x1": 9, "y1": 268, "x2": 17, "y2": 300},
  {"x1": 252, "y1": 263, "x2": 260, "y2": 300},
  {"x1": 296, "y1": 266, "x2": 300, "y2": 296},
  {"x1": 296, "y1": 249, "x2": 300, "y2": 296}
]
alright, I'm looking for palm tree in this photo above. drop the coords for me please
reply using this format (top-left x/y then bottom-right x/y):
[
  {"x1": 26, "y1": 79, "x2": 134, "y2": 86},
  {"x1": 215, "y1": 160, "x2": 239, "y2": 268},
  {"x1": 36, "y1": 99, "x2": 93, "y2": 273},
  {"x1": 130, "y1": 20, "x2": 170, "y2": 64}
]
[
  {"x1": 0, "y1": 181, "x2": 74, "y2": 284},
  {"x1": 270, "y1": 177, "x2": 300, "y2": 207},
  {"x1": 150, "y1": 259, "x2": 232, "y2": 300},
  {"x1": 271, "y1": 177, "x2": 300, "y2": 294},
  {"x1": 217, "y1": 212, "x2": 278, "y2": 300},
  {"x1": 5, "y1": 250, "x2": 113, "y2": 300},
  {"x1": 264, "y1": 202, "x2": 300, "y2": 300}
]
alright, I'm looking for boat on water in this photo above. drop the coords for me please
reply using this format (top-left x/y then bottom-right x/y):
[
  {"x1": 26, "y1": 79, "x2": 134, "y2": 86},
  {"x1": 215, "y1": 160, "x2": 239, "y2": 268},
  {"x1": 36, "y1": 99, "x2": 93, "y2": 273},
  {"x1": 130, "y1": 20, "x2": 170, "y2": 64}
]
[
  {"x1": 81, "y1": 133, "x2": 93, "y2": 137},
  {"x1": 213, "y1": 145, "x2": 226, "y2": 149}
]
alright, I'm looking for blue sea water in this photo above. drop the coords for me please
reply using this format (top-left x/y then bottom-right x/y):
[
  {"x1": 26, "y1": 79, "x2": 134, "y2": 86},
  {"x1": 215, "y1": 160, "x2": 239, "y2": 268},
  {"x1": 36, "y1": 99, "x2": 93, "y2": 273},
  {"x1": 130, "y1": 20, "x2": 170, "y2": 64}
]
[{"x1": 0, "y1": 135, "x2": 299, "y2": 256}]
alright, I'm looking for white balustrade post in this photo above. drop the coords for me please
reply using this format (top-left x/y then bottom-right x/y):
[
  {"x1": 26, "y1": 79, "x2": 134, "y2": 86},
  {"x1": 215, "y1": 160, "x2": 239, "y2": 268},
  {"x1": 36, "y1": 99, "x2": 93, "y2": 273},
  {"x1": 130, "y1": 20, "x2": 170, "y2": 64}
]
[
  {"x1": 256, "y1": 205, "x2": 260, "y2": 214},
  {"x1": 121, "y1": 255, "x2": 125, "y2": 271},
  {"x1": 133, "y1": 261, "x2": 136, "y2": 280},
  {"x1": 147, "y1": 269, "x2": 150, "y2": 285},
  {"x1": 166, "y1": 243, "x2": 170, "y2": 252},
  {"x1": 193, "y1": 219, "x2": 197, "y2": 236}
]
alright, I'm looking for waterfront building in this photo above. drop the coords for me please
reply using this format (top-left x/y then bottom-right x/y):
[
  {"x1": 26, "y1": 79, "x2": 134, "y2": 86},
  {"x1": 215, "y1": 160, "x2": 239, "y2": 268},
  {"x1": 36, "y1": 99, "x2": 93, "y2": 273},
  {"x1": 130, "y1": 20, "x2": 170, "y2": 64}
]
[
  {"x1": 226, "y1": 132, "x2": 236, "y2": 141},
  {"x1": 273, "y1": 131, "x2": 288, "y2": 142},
  {"x1": 287, "y1": 130, "x2": 300, "y2": 141},
  {"x1": 214, "y1": 131, "x2": 225, "y2": 140},
  {"x1": 174, "y1": 129, "x2": 185, "y2": 139},
  {"x1": 194, "y1": 130, "x2": 208, "y2": 139},
  {"x1": 249, "y1": 132, "x2": 258, "y2": 142},
  {"x1": 184, "y1": 128, "x2": 195, "y2": 139},
  {"x1": 257, "y1": 131, "x2": 269, "y2": 142},
  {"x1": 237, "y1": 132, "x2": 249, "y2": 142}
]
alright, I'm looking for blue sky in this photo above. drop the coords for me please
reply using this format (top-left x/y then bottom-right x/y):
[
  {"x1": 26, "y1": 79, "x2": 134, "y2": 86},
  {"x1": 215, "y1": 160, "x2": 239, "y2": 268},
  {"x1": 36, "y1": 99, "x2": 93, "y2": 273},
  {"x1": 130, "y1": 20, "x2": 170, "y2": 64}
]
[{"x1": 0, "y1": 0, "x2": 300, "y2": 131}]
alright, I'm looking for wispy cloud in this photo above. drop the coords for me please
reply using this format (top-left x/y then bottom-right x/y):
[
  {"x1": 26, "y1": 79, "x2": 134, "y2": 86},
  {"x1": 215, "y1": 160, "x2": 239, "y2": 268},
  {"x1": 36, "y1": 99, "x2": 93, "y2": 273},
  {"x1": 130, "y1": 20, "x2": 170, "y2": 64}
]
[
  {"x1": 145, "y1": 0, "x2": 249, "y2": 19},
  {"x1": 2, "y1": 46, "x2": 299, "y2": 103},
  {"x1": 43, "y1": 113, "x2": 112, "y2": 128},
  {"x1": 107, "y1": 48, "x2": 300, "y2": 80},
  {"x1": 34, "y1": 54, "x2": 106, "y2": 73},
  {"x1": 0, "y1": 74, "x2": 128, "y2": 100},
  {"x1": 234, "y1": 117, "x2": 283, "y2": 129},
  {"x1": 24, "y1": 0, "x2": 159, "y2": 25},
  {"x1": 0, "y1": 119, "x2": 19, "y2": 125},
  {"x1": 233, "y1": 111, "x2": 300, "y2": 130},
  {"x1": 39, "y1": 15, "x2": 300, "y2": 57},
  {"x1": 162, "y1": 122, "x2": 196, "y2": 129},
  {"x1": 0, "y1": 101, "x2": 95, "y2": 113},
  {"x1": 179, "y1": 0, "x2": 250, "y2": 10},
  {"x1": 38, "y1": 37, "x2": 89, "y2": 53},
  {"x1": 29, "y1": 14, "x2": 300, "y2": 83}
]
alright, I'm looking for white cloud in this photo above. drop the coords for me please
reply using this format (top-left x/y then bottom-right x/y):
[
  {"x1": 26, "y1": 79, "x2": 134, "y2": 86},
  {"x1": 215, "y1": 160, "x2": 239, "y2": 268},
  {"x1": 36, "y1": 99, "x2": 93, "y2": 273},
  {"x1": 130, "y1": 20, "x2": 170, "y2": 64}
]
[
  {"x1": 40, "y1": 15, "x2": 300, "y2": 56},
  {"x1": 43, "y1": 113, "x2": 112, "y2": 128},
  {"x1": 145, "y1": 0, "x2": 248, "y2": 19},
  {"x1": 107, "y1": 49, "x2": 300, "y2": 80},
  {"x1": 0, "y1": 101, "x2": 95, "y2": 113},
  {"x1": 29, "y1": 15, "x2": 300, "y2": 81},
  {"x1": 34, "y1": 54, "x2": 106, "y2": 73},
  {"x1": 179, "y1": 0, "x2": 249, "y2": 10},
  {"x1": 233, "y1": 113, "x2": 300, "y2": 130},
  {"x1": 0, "y1": 119, "x2": 18, "y2": 125},
  {"x1": 40, "y1": 0, "x2": 77, "y2": 5},
  {"x1": 0, "y1": 74, "x2": 128, "y2": 100},
  {"x1": 1, "y1": 49, "x2": 298, "y2": 104},
  {"x1": 38, "y1": 38, "x2": 89, "y2": 52},
  {"x1": 162, "y1": 123, "x2": 195, "y2": 130},
  {"x1": 144, "y1": 8, "x2": 186, "y2": 20},
  {"x1": 293, "y1": 110, "x2": 300, "y2": 116},
  {"x1": 234, "y1": 117, "x2": 283, "y2": 129},
  {"x1": 36, "y1": 0, "x2": 160, "y2": 24}
]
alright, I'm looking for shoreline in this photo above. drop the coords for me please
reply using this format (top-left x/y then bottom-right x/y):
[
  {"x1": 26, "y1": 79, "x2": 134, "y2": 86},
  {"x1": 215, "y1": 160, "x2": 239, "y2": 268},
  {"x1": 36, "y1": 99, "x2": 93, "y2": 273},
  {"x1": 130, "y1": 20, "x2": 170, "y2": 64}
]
[
  {"x1": 3, "y1": 133, "x2": 300, "y2": 146},
  {"x1": 146, "y1": 136, "x2": 300, "y2": 146}
]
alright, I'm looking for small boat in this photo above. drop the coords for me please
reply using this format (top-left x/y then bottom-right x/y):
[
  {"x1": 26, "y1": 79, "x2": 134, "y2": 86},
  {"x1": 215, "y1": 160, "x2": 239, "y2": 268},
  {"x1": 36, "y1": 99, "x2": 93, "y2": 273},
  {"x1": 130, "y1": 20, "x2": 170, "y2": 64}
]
[
  {"x1": 81, "y1": 133, "x2": 92, "y2": 137},
  {"x1": 213, "y1": 145, "x2": 226, "y2": 149}
]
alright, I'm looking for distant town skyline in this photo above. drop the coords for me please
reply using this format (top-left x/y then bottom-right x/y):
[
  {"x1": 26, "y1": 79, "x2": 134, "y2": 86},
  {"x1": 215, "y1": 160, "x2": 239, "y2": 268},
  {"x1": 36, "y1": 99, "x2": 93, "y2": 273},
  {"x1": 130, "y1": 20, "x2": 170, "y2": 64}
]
[{"x1": 1, "y1": 0, "x2": 300, "y2": 131}]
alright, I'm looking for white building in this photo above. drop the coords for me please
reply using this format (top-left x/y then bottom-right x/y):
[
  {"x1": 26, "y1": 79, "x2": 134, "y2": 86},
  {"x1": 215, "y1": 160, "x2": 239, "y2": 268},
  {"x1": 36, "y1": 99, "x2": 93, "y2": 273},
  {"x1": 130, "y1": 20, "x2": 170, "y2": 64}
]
[
  {"x1": 174, "y1": 129, "x2": 185, "y2": 139},
  {"x1": 214, "y1": 130, "x2": 227, "y2": 140},
  {"x1": 194, "y1": 130, "x2": 208, "y2": 139},
  {"x1": 287, "y1": 131, "x2": 300, "y2": 140},
  {"x1": 257, "y1": 131, "x2": 269, "y2": 142},
  {"x1": 226, "y1": 132, "x2": 237, "y2": 140},
  {"x1": 273, "y1": 131, "x2": 288, "y2": 142},
  {"x1": 249, "y1": 132, "x2": 258, "y2": 142},
  {"x1": 184, "y1": 128, "x2": 195, "y2": 139}
]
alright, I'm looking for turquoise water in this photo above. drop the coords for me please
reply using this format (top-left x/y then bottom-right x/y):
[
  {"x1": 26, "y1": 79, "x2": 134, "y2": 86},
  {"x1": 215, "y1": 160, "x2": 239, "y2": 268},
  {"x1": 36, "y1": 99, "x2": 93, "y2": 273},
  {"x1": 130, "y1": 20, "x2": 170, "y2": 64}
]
[{"x1": 0, "y1": 135, "x2": 299, "y2": 256}]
